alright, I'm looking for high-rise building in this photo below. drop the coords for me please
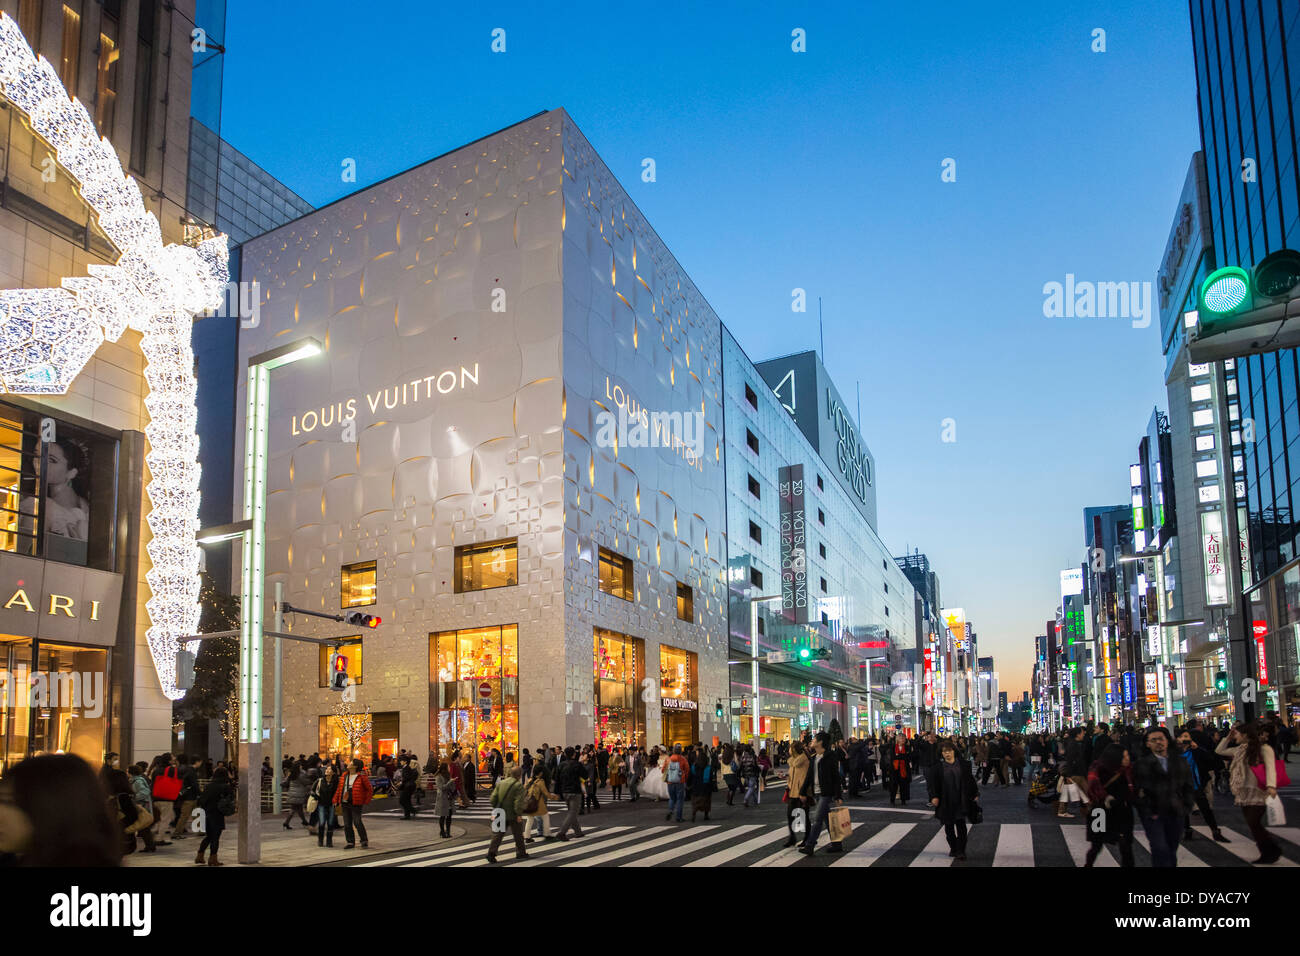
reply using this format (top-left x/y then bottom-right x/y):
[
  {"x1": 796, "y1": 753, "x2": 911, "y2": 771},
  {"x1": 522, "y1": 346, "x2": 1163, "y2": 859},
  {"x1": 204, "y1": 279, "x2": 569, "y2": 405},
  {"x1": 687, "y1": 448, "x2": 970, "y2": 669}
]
[
  {"x1": 1190, "y1": 1, "x2": 1300, "y2": 718},
  {"x1": 0, "y1": 0, "x2": 201, "y2": 770}
]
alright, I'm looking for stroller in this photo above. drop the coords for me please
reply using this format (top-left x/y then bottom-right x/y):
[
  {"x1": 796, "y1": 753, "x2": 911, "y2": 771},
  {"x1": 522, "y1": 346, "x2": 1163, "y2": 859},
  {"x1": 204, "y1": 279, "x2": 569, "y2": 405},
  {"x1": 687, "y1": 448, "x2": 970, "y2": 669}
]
[{"x1": 1028, "y1": 766, "x2": 1060, "y2": 807}]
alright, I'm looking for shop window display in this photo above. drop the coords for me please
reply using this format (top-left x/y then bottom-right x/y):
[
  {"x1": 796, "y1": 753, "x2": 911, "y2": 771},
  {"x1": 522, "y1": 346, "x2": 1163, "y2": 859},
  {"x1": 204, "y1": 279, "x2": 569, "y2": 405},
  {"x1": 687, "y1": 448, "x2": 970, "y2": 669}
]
[
  {"x1": 660, "y1": 643, "x2": 699, "y2": 747},
  {"x1": 594, "y1": 628, "x2": 645, "y2": 749},
  {"x1": 429, "y1": 625, "x2": 519, "y2": 767}
]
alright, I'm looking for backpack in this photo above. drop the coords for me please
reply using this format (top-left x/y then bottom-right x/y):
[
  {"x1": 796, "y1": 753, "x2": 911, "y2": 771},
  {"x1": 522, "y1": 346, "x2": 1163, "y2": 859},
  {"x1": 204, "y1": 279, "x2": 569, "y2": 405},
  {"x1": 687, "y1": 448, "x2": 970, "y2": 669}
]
[
  {"x1": 666, "y1": 759, "x2": 682, "y2": 783},
  {"x1": 216, "y1": 791, "x2": 236, "y2": 816}
]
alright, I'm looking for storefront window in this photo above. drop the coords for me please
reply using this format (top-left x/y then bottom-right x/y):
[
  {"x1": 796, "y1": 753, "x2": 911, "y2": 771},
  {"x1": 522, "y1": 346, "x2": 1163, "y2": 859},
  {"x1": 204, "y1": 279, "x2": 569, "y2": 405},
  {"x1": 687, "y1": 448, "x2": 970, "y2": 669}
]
[
  {"x1": 341, "y1": 561, "x2": 376, "y2": 607},
  {"x1": 428, "y1": 625, "x2": 518, "y2": 767},
  {"x1": 454, "y1": 539, "x2": 518, "y2": 592},
  {"x1": 0, "y1": 407, "x2": 118, "y2": 570},
  {"x1": 28, "y1": 644, "x2": 109, "y2": 767},
  {"x1": 0, "y1": 638, "x2": 32, "y2": 776},
  {"x1": 318, "y1": 710, "x2": 399, "y2": 761},
  {"x1": 598, "y1": 547, "x2": 633, "y2": 600},
  {"x1": 659, "y1": 644, "x2": 698, "y2": 747},
  {"x1": 594, "y1": 628, "x2": 645, "y2": 749}
]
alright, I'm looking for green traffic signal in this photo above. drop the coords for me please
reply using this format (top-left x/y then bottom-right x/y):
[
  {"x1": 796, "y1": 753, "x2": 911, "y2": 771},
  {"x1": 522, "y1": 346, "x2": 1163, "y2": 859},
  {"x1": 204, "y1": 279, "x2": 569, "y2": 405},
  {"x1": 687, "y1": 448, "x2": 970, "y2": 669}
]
[
  {"x1": 1214, "y1": 671, "x2": 1228, "y2": 692},
  {"x1": 799, "y1": 647, "x2": 811, "y2": 659},
  {"x1": 1199, "y1": 266, "x2": 1252, "y2": 319}
]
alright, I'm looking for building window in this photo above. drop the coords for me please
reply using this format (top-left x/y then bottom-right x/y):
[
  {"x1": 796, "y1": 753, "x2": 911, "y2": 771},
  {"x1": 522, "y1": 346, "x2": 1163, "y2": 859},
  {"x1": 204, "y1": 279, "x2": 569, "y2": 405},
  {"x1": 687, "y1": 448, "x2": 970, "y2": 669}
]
[
  {"x1": 59, "y1": 4, "x2": 81, "y2": 96},
  {"x1": 18, "y1": 0, "x2": 42, "y2": 49},
  {"x1": 318, "y1": 641, "x2": 363, "y2": 688},
  {"x1": 757, "y1": 616, "x2": 765, "y2": 636},
  {"x1": 816, "y1": 474, "x2": 824, "y2": 491},
  {"x1": 454, "y1": 539, "x2": 518, "y2": 593},
  {"x1": 818, "y1": 542, "x2": 826, "y2": 559},
  {"x1": 94, "y1": 2, "x2": 120, "y2": 135},
  {"x1": 821, "y1": 611, "x2": 829, "y2": 626},
  {"x1": 598, "y1": 546, "x2": 633, "y2": 600},
  {"x1": 659, "y1": 644, "x2": 699, "y2": 747},
  {"x1": 341, "y1": 560, "x2": 376, "y2": 608},
  {"x1": 749, "y1": 520, "x2": 761, "y2": 544},
  {"x1": 820, "y1": 577, "x2": 827, "y2": 593},
  {"x1": 429, "y1": 625, "x2": 519, "y2": 762},
  {"x1": 817, "y1": 509, "x2": 825, "y2": 525},
  {"x1": 8, "y1": 643, "x2": 109, "y2": 768},
  {"x1": 676, "y1": 582, "x2": 694, "y2": 622},
  {"x1": 884, "y1": 606, "x2": 890, "y2": 616},
  {"x1": 883, "y1": 582, "x2": 889, "y2": 593},
  {"x1": 747, "y1": 474, "x2": 761, "y2": 498},
  {"x1": 745, "y1": 383, "x2": 758, "y2": 409},
  {"x1": 320, "y1": 710, "x2": 399, "y2": 762},
  {"x1": 595, "y1": 629, "x2": 645, "y2": 749},
  {"x1": 130, "y1": 0, "x2": 155, "y2": 173},
  {"x1": 750, "y1": 567, "x2": 763, "y2": 589},
  {"x1": 746, "y1": 429, "x2": 759, "y2": 455},
  {"x1": 0, "y1": 405, "x2": 120, "y2": 571}
]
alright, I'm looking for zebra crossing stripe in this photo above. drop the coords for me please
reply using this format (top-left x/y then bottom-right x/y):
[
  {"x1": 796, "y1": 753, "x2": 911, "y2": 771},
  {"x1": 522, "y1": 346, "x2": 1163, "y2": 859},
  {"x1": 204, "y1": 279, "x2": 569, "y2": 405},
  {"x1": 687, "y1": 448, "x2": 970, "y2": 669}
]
[
  {"x1": 508, "y1": 826, "x2": 675, "y2": 867},
  {"x1": 555, "y1": 826, "x2": 705, "y2": 867},
  {"x1": 1193, "y1": 826, "x2": 1296, "y2": 866},
  {"x1": 450, "y1": 826, "x2": 635, "y2": 867},
  {"x1": 627, "y1": 825, "x2": 762, "y2": 867},
  {"x1": 1265, "y1": 827, "x2": 1300, "y2": 848},
  {"x1": 682, "y1": 826, "x2": 790, "y2": 867},
  {"x1": 911, "y1": 826, "x2": 954, "y2": 867},
  {"x1": 395, "y1": 829, "x2": 614, "y2": 868},
  {"x1": 1061, "y1": 826, "x2": 1116, "y2": 867},
  {"x1": 832, "y1": 823, "x2": 914, "y2": 867},
  {"x1": 992, "y1": 824, "x2": 1034, "y2": 867}
]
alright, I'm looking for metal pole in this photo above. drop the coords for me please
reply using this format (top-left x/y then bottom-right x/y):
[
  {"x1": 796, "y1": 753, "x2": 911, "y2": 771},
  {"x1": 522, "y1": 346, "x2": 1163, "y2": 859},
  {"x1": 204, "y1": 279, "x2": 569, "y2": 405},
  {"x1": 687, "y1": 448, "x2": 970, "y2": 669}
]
[
  {"x1": 750, "y1": 600, "x2": 761, "y2": 746},
  {"x1": 273, "y1": 580, "x2": 283, "y2": 814}
]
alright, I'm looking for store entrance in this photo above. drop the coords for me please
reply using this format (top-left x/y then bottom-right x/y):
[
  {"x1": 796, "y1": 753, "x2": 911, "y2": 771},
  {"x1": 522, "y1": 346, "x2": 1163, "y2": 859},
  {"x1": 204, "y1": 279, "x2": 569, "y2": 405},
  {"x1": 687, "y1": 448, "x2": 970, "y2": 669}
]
[{"x1": 662, "y1": 707, "x2": 698, "y2": 748}]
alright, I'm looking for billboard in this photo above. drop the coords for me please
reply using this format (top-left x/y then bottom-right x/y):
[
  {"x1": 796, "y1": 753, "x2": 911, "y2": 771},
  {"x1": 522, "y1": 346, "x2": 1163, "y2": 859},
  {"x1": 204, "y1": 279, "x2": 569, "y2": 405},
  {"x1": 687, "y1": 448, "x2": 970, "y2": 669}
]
[
  {"x1": 777, "y1": 464, "x2": 808, "y2": 623},
  {"x1": 943, "y1": 607, "x2": 967, "y2": 652}
]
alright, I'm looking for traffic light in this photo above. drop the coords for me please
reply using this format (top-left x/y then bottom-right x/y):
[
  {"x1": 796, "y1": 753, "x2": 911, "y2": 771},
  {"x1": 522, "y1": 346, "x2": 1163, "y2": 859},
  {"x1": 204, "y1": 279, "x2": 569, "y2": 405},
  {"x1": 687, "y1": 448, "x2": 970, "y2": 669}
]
[
  {"x1": 345, "y1": 611, "x2": 381, "y2": 628},
  {"x1": 329, "y1": 651, "x2": 350, "y2": 691},
  {"x1": 715, "y1": 701, "x2": 724, "y2": 719},
  {"x1": 1215, "y1": 671, "x2": 1228, "y2": 692},
  {"x1": 798, "y1": 647, "x2": 831, "y2": 662},
  {"x1": 1197, "y1": 248, "x2": 1300, "y2": 335}
]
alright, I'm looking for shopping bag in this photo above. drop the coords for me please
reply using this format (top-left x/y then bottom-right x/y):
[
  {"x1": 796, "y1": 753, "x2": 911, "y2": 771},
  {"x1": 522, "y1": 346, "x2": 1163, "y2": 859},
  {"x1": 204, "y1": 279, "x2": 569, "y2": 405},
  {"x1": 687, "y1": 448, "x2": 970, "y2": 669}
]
[
  {"x1": 827, "y1": 806, "x2": 852, "y2": 841},
  {"x1": 1265, "y1": 794, "x2": 1286, "y2": 827}
]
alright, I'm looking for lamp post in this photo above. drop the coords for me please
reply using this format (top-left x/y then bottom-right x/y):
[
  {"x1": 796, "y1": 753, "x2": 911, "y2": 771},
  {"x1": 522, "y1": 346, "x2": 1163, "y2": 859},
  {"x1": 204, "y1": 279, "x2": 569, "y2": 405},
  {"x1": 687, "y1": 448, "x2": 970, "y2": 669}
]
[
  {"x1": 220, "y1": 336, "x2": 321, "y2": 864},
  {"x1": 735, "y1": 594, "x2": 783, "y2": 746}
]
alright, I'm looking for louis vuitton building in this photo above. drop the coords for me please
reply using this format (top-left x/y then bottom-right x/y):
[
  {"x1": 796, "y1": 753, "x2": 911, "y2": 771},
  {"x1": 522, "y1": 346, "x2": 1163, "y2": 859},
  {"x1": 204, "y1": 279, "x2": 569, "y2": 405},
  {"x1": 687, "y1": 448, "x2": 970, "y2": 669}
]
[{"x1": 237, "y1": 110, "x2": 733, "y2": 759}]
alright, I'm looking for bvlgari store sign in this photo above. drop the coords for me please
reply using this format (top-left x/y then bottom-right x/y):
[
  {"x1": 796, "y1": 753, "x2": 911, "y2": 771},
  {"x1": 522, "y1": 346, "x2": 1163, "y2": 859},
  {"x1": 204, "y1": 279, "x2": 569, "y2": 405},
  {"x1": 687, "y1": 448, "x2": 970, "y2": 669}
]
[{"x1": 0, "y1": 552, "x2": 123, "y2": 647}]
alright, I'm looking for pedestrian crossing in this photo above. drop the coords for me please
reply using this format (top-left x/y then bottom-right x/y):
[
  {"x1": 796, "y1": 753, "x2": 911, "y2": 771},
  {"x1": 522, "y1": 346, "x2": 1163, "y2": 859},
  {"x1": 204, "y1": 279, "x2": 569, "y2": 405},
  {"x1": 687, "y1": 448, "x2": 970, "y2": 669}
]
[{"x1": 341, "y1": 816, "x2": 1300, "y2": 868}]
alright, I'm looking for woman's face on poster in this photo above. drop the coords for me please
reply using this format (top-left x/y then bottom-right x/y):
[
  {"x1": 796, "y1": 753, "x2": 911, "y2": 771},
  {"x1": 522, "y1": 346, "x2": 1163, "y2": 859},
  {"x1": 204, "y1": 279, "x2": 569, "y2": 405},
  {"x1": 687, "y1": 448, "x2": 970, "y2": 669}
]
[{"x1": 46, "y1": 442, "x2": 76, "y2": 490}]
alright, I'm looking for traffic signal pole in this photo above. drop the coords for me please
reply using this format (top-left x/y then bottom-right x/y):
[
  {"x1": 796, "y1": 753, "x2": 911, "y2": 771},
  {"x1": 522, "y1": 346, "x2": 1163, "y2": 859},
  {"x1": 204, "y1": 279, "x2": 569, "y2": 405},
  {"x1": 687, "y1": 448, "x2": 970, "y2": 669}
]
[{"x1": 273, "y1": 581, "x2": 283, "y2": 814}]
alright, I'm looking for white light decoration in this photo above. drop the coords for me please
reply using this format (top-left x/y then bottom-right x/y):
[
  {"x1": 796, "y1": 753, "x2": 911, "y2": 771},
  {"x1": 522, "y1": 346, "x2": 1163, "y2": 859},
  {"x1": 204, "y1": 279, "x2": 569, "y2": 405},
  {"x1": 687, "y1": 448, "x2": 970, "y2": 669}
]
[{"x1": 0, "y1": 14, "x2": 228, "y2": 699}]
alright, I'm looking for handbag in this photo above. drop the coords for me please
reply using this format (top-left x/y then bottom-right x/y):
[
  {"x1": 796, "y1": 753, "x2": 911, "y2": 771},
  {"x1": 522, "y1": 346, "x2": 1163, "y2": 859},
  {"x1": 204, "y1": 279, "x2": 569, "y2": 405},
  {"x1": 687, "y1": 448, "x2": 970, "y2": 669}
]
[
  {"x1": 152, "y1": 766, "x2": 181, "y2": 802},
  {"x1": 306, "y1": 795, "x2": 318, "y2": 815},
  {"x1": 1251, "y1": 760, "x2": 1292, "y2": 789},
  {"x1": 966, "y1": 804, "x2": 983, "y2": 826},
  {"x1": 827, "y1": 805, "x2": 852, "y2": 841},
  {"x1": 523, "y1": 793, "x2": 540, "y2": 815},
  {"x1": 124, "y1": 808, "x2": 154, "y2": 834}
]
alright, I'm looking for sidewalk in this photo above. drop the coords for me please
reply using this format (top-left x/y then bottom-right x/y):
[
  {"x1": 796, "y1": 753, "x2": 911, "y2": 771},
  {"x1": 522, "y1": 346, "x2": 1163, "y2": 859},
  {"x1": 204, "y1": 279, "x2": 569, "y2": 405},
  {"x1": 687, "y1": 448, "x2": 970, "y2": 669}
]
[{"x1": 123, "y1": 807, "x2": 466, "y2": 867}]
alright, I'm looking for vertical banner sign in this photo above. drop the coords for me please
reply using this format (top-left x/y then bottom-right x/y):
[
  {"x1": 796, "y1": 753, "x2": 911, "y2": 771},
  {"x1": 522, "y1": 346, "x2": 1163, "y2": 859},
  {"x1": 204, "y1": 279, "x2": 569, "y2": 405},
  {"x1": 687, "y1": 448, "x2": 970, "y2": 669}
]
[
  {"x1": 1238, "y1": 507, "x2": 1252, "y2": 592},
  {"x1": 1122, "y1": 670, "x2": 1135, "y2": 707},
  {"x1": 778, "y1": 464, "x2": 808, "y2": 623},
  {"x1": 1253, "y1": 620, "x2": 1269, "y2": 686},
  {"x1": 1200, "y1": 510, "x2": 1229, "y2": 605},
  {"x1": 1144, "y1": 670, "x2": 1159, "y2": 704},
  {"x1": 922, "y1": 648, "x2": 934, "y2": 708}
]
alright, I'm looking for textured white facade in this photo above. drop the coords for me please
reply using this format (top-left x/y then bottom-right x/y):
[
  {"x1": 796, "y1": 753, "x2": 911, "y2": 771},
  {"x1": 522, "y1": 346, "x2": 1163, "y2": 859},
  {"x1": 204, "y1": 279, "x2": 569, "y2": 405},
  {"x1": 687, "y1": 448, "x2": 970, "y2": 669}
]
[{"x1": 237, "y1": 111, "x2": 729, "y2": 756}]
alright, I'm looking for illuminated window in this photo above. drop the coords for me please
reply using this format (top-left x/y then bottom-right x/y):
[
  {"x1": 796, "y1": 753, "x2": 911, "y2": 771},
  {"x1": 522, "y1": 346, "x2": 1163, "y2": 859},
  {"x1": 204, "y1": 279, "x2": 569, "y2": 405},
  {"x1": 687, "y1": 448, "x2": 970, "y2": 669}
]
[
  {"x1": 598, "y1": 547, "x2": 633, "y2": 600},
  {"x1": 18, "y1": 0, "x2": 42, "y2": 49},
  {"x1": 659, "y1": 644, "x2": 698, "y2": 747},
  {"x1": 429, "y1": 625, "x2": 519, "y2": 762},
  {"x1": 676, "y1": 582, "x2": 693, "y2": 622},
  {"x1": 59, "y1": 4, "x2": 81, "y2": 96},
  {"x1": 318, "y1": 640, "x2": 363, "y2": 688},
  {"x1": 94, "y1": 6, "x2": 120, "y2": 136},
  {"x1": 454, "y1": 538, "x2": 518, "y2": 593},
  {"x1": 594, "y1": 628, "x2": 645, "y2": 749},
  {"x1": 341, "y1": 560, "x2": 376, "y2": 608}
]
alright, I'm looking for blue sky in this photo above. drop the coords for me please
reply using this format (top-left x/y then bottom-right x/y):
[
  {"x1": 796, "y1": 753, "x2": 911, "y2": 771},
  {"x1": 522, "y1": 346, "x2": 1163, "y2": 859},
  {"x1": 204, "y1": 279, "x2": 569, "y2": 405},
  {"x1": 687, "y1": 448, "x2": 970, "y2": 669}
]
[{"x1": 221, "y1": 0, "x2": 1199, "y2": 697}]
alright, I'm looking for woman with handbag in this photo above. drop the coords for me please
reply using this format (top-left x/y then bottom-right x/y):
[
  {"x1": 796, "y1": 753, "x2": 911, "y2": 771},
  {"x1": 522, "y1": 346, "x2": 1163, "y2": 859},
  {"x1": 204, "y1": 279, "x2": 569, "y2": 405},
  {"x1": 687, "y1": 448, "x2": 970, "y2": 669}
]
[
  {"x1": 125, "y1": 763, "x2": 156, "y2": 853},
  {"x1": 194, "y1": 767, "x2": 232, "y2": 866},
  {"x1": 284, "y1": 759, "x2": 311, "y2": 829},
  {"x1": 1216, "y1": 722, "x2": 1285, "y2": 864},
  {"x1": 522, "y1": 764, "x2": 557, "y2": 841},
  {"x1": 783, "y1": 741, "x2": 810, "y2": 847},
  {"x1": 925, "y1": 740, "x2": 979, "y2": 861},
  {"x1": 312, "y1": 763, "x2": 340, "y2": 847},
  {"x1": 1083, "y1": 745, "x2": 1134, "y2": 867},
  {"x1": 148, "y1": 754, "x2": 178, "y2": 847},
  {"x1": 434, "y1": 762, "x2": 457, "y2": 838}
]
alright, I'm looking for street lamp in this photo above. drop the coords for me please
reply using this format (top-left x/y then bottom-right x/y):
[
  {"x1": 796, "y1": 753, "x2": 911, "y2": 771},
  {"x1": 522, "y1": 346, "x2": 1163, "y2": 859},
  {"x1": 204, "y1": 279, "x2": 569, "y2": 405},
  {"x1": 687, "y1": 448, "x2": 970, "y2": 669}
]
[{"x1": 232, "y1": 335, "x2": 321, "y2": 863}]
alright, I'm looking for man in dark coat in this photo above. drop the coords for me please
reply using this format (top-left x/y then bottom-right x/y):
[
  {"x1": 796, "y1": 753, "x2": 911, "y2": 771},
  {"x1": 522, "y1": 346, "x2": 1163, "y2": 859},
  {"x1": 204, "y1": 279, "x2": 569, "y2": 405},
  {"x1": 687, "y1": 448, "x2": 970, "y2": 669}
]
[
  {"x1": 925, "y1": 741, "x2": 979, "y2": 860},
  {"x1": 1133, "y1": 726, "x2": 1195, "y2": 867}
]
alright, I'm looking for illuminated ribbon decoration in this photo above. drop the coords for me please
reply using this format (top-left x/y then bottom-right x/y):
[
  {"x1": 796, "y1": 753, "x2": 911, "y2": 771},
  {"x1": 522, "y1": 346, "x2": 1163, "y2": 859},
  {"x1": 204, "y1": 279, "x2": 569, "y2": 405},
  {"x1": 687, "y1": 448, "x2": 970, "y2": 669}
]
[{"x1": 0, "y1": 14, "x2": 228, "y2": 699}]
